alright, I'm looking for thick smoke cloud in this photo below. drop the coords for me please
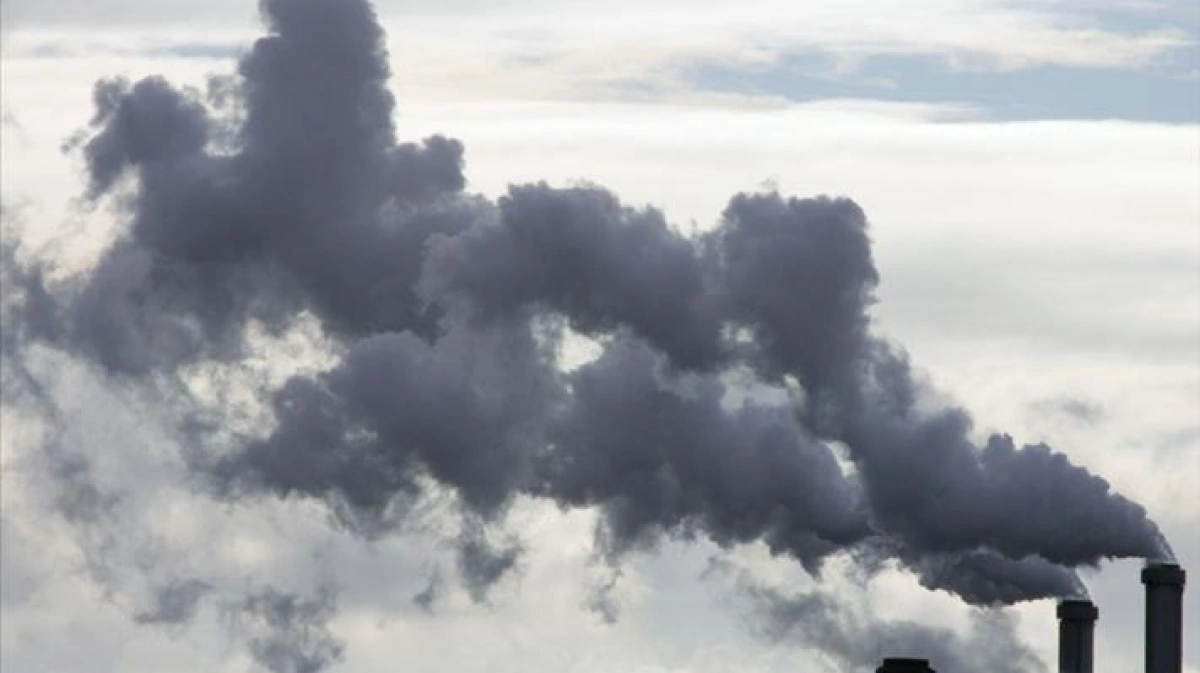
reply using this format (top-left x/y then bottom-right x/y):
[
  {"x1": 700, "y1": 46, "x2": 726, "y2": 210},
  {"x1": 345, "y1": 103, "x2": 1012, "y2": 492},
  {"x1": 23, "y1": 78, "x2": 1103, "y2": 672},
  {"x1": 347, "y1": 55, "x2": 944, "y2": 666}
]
[
  {"x1": 714, "y1": 192, "x2": 877, "y2": 394},
  {"x1": 834, "y1": 347, "x2": 1164, "y2": 567},
  {"x1": 42, "y1": 0, "x2": 481, "y2": 376},
  {"x1": 424, "y1": 183, "x2": 726, "y2": 369},
  {"x1": 905, "y1": 550, "x2": 1086, "y2": 605},
  {"x1": 214, "y1": 322, "x2": 560, "y2": 521},
  {"x1": 542, "y1": 339, "x2": 870, "y2": 570},
  {"x1": 1, "y1": 0, "x2": 1176, "y2": 666}
]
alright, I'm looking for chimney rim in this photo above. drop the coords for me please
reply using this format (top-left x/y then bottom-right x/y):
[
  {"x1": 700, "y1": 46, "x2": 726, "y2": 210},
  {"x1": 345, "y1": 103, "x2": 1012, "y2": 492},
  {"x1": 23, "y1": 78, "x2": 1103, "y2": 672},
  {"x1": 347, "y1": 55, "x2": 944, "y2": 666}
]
[
  {"x1": 877, "y1": 658, "x2": 935, "y2": 673},
  {"x1": 1141, "y1": 563, "x2": 1186, "y2": 586},
  {"x1": 1057, "y1": 598, "x2": 1099, "y2": 621}
]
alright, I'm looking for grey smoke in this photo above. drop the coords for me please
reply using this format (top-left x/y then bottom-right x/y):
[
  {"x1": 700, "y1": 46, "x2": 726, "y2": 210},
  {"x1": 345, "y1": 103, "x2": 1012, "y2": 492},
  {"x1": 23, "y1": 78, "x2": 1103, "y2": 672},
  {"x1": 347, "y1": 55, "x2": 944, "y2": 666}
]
[
  {"x1": 213, "y1": 322, "x2": 559, "y2": 521},
  {"x1": 423, "y1": 182, "x2": 726, "y2": 370},
  {"x1": 906, "y1": 550, "x2": 1088, "y2": 605},
  {"x1": 1, "y1": 215, "x2": 64, "y2": 366},
  {"x1": 412, "y1": 568, "x2": 444, "y2": 613},
  {"x1": 833, "y1": 349, "x2": 1163, "y2": 567},
  {"x1": 1028, "y1": 397, "x2": 1106, "y2": 425},
  {"x1": 35, "y1": 0, "x2": 480, "y2": 375},
  {"x1": 224, "y1": 587, "x2": 344, "y2": 673},
  {"x1": 455, "y1": 522, "x2": 523, "y2": 604},
  {"x1": 750, "y1": 583, "x2": 1048, "y2": 673},
  {"x1": 584, "y1": 569, "x2": 624, "y2": 624},
  {"x1": 136, "y1": 579, "x2": 213, "y2": 625},
  {"x1": 0, "y1": 349, "x2": 128, "y2": 591},
  {"x1": 542, "y1": 338, "x2": 870, "y2": 571},
  {"x1": 0, "y1": 0, "x2": 1173, "y2": 664}
]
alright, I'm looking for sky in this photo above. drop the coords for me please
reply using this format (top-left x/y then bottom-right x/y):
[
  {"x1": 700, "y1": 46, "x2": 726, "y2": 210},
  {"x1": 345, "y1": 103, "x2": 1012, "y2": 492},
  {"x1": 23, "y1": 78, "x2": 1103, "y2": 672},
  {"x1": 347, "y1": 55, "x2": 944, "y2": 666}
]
[{"x1": 1, "y1": 1, "x2": 1198, "y2": 673}]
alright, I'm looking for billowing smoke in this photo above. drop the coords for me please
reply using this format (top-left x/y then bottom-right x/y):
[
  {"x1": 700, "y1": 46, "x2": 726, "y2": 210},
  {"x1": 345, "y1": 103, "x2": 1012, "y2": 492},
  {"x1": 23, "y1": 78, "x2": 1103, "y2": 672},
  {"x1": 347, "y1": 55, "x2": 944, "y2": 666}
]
[{"x1": 1, "y1": 0, "x2": 1174, "y2": 666}]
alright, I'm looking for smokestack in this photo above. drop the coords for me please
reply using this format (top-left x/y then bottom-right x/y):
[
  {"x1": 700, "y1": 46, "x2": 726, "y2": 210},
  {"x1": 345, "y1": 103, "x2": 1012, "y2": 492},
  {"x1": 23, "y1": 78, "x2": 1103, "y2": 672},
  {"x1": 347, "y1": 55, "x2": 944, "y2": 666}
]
[
  {"x1": 1057, "y1": 599, "x2": 1097, "y2": 673},
  {"x1": 877, "y1": 658, "x2": 936, "y2": 673},
  {"x1": 1142, "y1": 563, "x2": 1186, "y2": 673}
]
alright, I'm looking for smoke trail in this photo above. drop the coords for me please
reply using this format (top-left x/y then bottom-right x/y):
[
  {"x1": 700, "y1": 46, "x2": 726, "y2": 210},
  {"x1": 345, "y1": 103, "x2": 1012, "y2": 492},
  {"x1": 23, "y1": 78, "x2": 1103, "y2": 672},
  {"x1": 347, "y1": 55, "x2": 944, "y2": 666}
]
[
  {"x1": 749, "y1": 584, "x2": 1048, "y2": 673},
  {"x1": 4, "y1": 0, "x2": 1168, "y2": 632}
]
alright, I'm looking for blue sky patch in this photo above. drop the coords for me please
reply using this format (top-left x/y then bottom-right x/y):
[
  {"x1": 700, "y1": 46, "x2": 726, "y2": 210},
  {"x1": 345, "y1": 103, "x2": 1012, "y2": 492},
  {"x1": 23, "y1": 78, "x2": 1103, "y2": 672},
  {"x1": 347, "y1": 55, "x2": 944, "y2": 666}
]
[{"x1": 687, "y1": 45, "x2": 1199, "y2": 123}]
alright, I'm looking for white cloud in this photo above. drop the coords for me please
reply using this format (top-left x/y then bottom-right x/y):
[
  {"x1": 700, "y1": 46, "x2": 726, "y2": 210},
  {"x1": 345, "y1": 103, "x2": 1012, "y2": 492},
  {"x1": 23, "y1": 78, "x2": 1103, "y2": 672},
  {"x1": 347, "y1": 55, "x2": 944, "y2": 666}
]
[{"x1": 2, "y1": 0, "x2": 1194, "y2": 111}]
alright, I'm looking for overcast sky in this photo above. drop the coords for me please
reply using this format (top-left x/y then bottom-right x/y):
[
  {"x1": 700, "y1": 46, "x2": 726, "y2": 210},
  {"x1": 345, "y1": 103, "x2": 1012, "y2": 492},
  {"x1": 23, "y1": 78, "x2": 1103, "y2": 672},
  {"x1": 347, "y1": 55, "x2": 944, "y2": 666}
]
[{"x1": 1, "y1": 1, "x2": 1198, "y2": 673}]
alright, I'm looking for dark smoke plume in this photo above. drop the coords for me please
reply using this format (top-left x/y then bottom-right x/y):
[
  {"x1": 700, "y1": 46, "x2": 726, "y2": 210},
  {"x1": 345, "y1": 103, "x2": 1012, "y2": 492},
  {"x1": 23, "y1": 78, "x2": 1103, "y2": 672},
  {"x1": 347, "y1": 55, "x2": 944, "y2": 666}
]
[
  {"x1": 2, "y1": 0, "x2": 1172, "y2": 661},
  {"x1": 541, "y1": 339, "x2": 870, "y2": 570}
]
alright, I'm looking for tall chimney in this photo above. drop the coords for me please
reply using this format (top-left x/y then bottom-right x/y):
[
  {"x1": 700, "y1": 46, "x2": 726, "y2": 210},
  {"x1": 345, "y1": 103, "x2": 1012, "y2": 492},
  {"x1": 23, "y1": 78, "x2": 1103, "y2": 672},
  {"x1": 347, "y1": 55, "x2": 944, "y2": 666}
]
[
  {"x1": 1057, "y1": 599, "x2": 1097, "y2": 673},
  {"x1": 876, "y1": 658, "x2": 936, "y2": 673},
  {"x1": 1142, "y1": 563, "x2": 1186, "y2": 673}
]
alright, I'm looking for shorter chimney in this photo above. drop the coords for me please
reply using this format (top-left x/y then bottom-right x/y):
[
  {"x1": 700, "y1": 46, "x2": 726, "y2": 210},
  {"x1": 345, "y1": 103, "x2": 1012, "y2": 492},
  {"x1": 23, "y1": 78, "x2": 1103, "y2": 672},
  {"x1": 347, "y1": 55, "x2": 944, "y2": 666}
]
[
  {"x1": 877, "y1": 658, "x2": 936, "y2": 673},
  {"x1": 1057, "y1": 599, "x2": 1097, "y2": 673},
  {"x1": 1142, "y1": 563, "x2": 1186, "y2": 673}
]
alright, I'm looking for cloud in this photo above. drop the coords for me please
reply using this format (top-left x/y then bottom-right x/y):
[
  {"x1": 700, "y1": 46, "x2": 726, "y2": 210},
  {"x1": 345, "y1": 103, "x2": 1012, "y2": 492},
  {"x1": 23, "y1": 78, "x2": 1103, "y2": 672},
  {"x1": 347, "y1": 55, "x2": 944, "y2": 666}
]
[
  {"x1": 3, "y1": 0, "x2": 1194, "y2": 115},
  {"x1": 1027, "y1": 397, "x2": 1106, "y2": 426}
]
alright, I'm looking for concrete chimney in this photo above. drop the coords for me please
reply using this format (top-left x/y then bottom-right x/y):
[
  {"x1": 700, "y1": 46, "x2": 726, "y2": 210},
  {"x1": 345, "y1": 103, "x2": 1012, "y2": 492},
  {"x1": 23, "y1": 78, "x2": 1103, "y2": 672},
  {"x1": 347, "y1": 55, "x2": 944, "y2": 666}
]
[
  {"x1": 1142, "y1": 563, "x2": 1186, "y2": 673},
  {"x1": 1057, "y1": 599, "x2": 1097, "y2": 673},
  {"x1": 876, "y1": 658, "x2": 936, "y2": 673}
]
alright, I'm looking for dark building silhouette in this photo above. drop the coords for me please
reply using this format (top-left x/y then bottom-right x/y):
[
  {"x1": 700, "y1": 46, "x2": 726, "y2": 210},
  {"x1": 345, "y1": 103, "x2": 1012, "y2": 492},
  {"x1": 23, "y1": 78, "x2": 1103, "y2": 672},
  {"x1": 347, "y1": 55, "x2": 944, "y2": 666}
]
[
  {"x1": 1057, "y1": 599, "x2": 1097, "y2": 673},
  {"x1": 1143, "y1": 563, "x2": 1186, "y2": 673},
  {"x1": 876, "y1": 658, "x2": 936, "y2": 673}
]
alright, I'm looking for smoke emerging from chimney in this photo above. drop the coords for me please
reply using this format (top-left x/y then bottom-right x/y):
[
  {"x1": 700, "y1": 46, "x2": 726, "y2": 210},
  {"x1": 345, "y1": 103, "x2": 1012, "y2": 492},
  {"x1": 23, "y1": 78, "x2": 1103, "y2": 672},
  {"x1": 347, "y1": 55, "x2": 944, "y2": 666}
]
[{"x1": 4, "y1": 0, "x2": 1172, "y2": 618}]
